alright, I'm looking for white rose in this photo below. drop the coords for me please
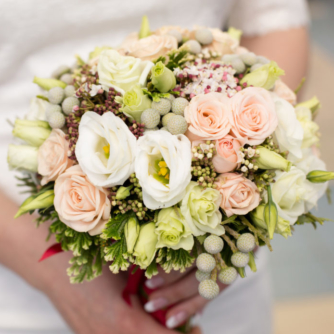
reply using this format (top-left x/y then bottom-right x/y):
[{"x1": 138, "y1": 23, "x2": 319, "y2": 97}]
[
  {"x1": 97, "y1": 50, "x2": 153, "y2": 95},
  {"x1": 289, "y1": 148, "x2": 328, "y2": 211},
  {"x1": 25, "y1": 97, "x2": 49, "y2": 121},
  {"x1": 272, "y1": 166, "x2": 313, "y2": 225},
  {"x1": 75, "y1": 112, "x2": 137, "y2": 187},
  {"x1": 295, "y1": 106, "x2": 320, "y2": 148},
  {"x1": 135, "y1": 131, "x2": 192, "y2": 210},
  {"x1": 272, "y1": 96, "x2": 303, "y2": 160}
]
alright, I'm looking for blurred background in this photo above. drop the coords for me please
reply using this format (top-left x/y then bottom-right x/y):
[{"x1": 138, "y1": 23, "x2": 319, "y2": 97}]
[{"x1": 270, "y1": 1, "x2": 334, "y2": 333}]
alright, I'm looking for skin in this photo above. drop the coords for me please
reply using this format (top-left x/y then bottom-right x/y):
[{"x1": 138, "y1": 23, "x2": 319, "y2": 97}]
[{"x1": 0, "y1": 27, "x2": 308, "y2": 334}]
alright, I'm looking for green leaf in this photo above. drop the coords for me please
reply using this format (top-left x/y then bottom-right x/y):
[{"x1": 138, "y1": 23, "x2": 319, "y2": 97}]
[
  {"x1": 104, "y1": 237, "x2": 130, "y2": 273},
  {"x1": 36, "y1": 95, "x2": 49, "y2": 102},
  {"x1": 145, "y1": 260, "x2": 158, "y2": 279},
  {"x1": 156, "y1": 248, "x2": 194, "y2": 273},
  {"x1": 101, "y1": 212, "x2": 134, "y2": 241}
]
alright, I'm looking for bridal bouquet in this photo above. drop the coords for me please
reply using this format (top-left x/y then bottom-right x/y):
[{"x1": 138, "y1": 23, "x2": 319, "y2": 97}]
[{"x1": 8, "y1": 17, "x2": 333, "y2": 306}]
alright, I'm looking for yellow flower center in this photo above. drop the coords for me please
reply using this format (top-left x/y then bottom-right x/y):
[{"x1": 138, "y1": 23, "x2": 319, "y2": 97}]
[
  {"x1": 153, "y1": 158, "x2": 170, "y2": 185},
  {"x1": 103, "y1": 144, "x2": 110, "y2": 159}
]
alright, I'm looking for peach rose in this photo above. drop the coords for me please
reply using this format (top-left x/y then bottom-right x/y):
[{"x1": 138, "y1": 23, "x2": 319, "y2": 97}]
[
  {"x1": 215, "y1": 173, "x2": 261, "y2": 217},
  {"x1": 118, "y1": 35, "x2": 178, "y2": 61},
  {"x1": 184, "y1": 92, "x2": 231, "y2": 141},
  {"x1": 54, "y1": 165, "x2": 111, "y2": 236},
  {"x1": 212, "y1": 136, "x2": 243, "y2": 173},
  {"x1": 273, "y1": 79, "x2": 297, "y2": 105},
  {"x1": 38, "y1": 129, "x2": 73, "y2": 186},
  {"x1": 155, "y1": 25, "x2": 190, "y2": 39},
  {"x1": 229, "y1": 87, "x2": 278, "y2": 145}
]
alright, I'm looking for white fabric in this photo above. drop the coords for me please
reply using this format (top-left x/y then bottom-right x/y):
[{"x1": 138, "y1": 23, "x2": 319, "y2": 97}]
[{"x1": 0, "y1": 0, "x2": 308, "y2": 332}]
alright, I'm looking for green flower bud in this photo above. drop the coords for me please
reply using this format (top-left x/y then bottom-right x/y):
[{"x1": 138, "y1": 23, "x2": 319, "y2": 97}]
[
  {"x1": 228, "y1": 27, "x2": 242, "y2": 42},
  {"x1": 116, "y1": 185, "x2": 134, "y2": 200},
  {"x1": 124, "y1": 217, "x2": 140, "y2": 254},
  {"x1": 14, "y1": 190, "x2": 55, "y2": 218},
  {"x1": 7, "y1": 144, "x2": 38, "y2": 172},
  {"x1": 240, "y1": 61, "x2": 285, "y2": 90},
  {"x1": 256, "y1": 146, "x2": 291, "y2": 172},
  {"x1": 133, "y1": 223, "x2": 157, "y2": 269},
  {"x1": 248, "y1": 252, "x2": 257, "y2": 272},
  {"x1": 12, "y1": 119, "x2": 51, "y2": 147},
  {"x1": 296, "y1": 96, "x2": 321, "y2": 115},
  {"x1": 264, "y1": 186, "x2": 278, "y2": 240},
  {"x1": 139, "y1": 15, "x2": 151, "y2": 39},
  {"x1": 89, "y1": 46, "x2": 112, "y2": 60},
  {"x1": 151, "y1": 61, "x2": 176, "y2": 93},
  {"x1": 33, "y1": 77, "x2": 67, "y2": 91},
  {"x1": 120, "y1": 84, "x2": 152, "y2": 122},
  {"x1": 306, "y1": 170, "x2": 334, "y2": 183}
]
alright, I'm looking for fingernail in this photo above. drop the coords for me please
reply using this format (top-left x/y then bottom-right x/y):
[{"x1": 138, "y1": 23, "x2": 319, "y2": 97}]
[
  {"x1": 145, "y1": 276, "x2": 165, "y2": 289},
  {"x1": 166, "y1": 311, "x2": 188, "y2": 329},
  {"x1": 144, "y1": 298, "x2": 168, "y2": 313}
]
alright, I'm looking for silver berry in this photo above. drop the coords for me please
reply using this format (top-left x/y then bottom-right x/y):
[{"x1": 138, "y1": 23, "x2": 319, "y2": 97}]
[
  {"x1": 141, "y1": 109, "x2": 160, "y2": 129},
  {"x1": 195, "y1": 270, "x2": 211, "y2": 282},
  {"x1": 204, "y1": 235, "x2": 224, "y2": 255},
  {"x1": 198, "y1": 279, "x2": 220, "y2": 300},
  {"x1": 257, "y1": 56, "x2": 270, "y2": 65},
  {"x1": 231, "y1": 58, "x2": 246, "y2": 74},
  {"x1": 240, "y1": 52, "x2": 257, "y2": 66},
  {"x1": 64, "y1": 85, "x2": 76, "y2": 97},
  {"x1": 60, "y1": 73, "x2": 74, "y2": 85},
  {"x1": 237, "y1": 233, "x2": 256, "y2": 253},
  {"x1": 171, "y1": 97, "x2": 189, "y2": 116},
  {"x1": 151, "y1": 98, "x2": 171, "y2": 116},
  {"x1": 166, "y1": 94, "x2": 175, "y2": 103},
  {"x1": 45, "y1": 104, "x2": 62, "y2": 121},
  {"x1": 231, "y1": 252, "x2": 250, "y2": 268},
  {"x1": 167, "y1": 115, "x2": 188, "y2": 135},
  {"x1": 250, "y1": 63, "x2": 263, "y2": 72},
  {"x1": 62, "y1": 97, "x2": 80, "y2": 115},
  {"x1": 195, "y1": 29, "x2": 213, "y2": 45},
  {"x1": 48, "y1": 112, "x2": 65, "y2": 129},
  {"x1": 162, "y1": 113, "x2": 176, "y2": 127},
  {"x1": 196, "y1": 253, "x2": 216, "y2": 273},
  {"x1": 167, "y1": 30, "x2": 183, "y2": 43},
  {"x1": 218, "y1": 267, "x2": 238, "y2": 285},
  {"x1": 48, "y1": 87, "x2": 65, "y2": 105},
  {"x1": 222, "y1": 54, "x2": 239, "y2": 64},
  {"x1": 184, "y1": 40, "x2": 202, "y2": 54}
]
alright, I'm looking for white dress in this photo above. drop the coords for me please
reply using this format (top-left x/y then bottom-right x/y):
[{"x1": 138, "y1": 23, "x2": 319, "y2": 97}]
[{"x1": 0, "y1": 0, "x2": 309, "y2": 333}]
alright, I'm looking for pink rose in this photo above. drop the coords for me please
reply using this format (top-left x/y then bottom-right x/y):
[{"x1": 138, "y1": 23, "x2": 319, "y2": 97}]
[
  {"x1": 155, "y1": 25, "x2": 190, "y2": 39},
  {"x1": 212, "y1": 136, "x2": 243, "y2": 173},
  {"x1": 38, "y1": 129, "x2": 73, "y2": 186},
  {"x1": 118, "y1": 35, "x2": 178, "y2": 61},
  {"x1": 184, "y1": 92, "x2": 231, "y2": 141},
  {"x1": 273, "y1": 79, "x2": 297, "y2": 105},
  {"x1": 215, "y1": 173, "x2": 260, "y2": 217},
  {"x1": 229, "y1": 87, "x2": 278, "y2": 145},
  {"x1": 54, "y1": 165, "x2": 111, "y2": 236}
]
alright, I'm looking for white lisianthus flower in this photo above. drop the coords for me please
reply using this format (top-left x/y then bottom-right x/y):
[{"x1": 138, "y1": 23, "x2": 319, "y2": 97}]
[
  {"x1": 76, "y1": 112, "x2": 137, "y2": 187},
  {"x1": 97, "y1": 49, "x2": 153, "y2": 95},
  {"x1": 180, "y1": 181, "x2": 224, "y2": 236},
  {"x1": 25, "y1": 97, "x2": 49, "y2": 121},
  {"x1": 272, "y1": 166, "x2": 313, "y2": 225},
  {"x1": 295, "y1": 106, "x2": 320, "y2": 148},
  {"x1": 272, "y1": 96, "x2": 303, "y2": 160},
  {"x1": 135, "y1": 131, "x2": 192, "y2": 210}
]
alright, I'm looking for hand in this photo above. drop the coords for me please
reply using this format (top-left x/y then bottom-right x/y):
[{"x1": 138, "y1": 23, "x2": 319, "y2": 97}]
[{"x1": 143, "y1": 266, "x2": 227, "y2": 330}]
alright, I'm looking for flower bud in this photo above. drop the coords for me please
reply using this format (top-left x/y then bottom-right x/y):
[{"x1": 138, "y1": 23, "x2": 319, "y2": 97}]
[
  {"x1": 133, "y1": 223, "x2": 158, "y2": 269},
  {"x1": 124, "y1": 217, "x2": 140, "y2": 254},
  {"x1": 306, "y1": 170, "x2": 334, "y2": 183},
  {"x1": 8, "y1": 144, "x2": 38, "y2": 172},
  {"x1": 151, "y1": 61, "x2": 176, "y2": 93},
  {"x1": 14, "y1": 190, "x2": 55, "y2": 218},
  {"x1": 33, "y1": 77, "x2": 67, "y2": 91},
  {"x1": 227, "y1": 27, "x2": 242, "y2": 42},
  {"x1": 13, "y1": 119, "x2": 51, "y2": 147},
  {"x1": 115, "y1": 185, "x2": 133, "y2": 200},
  {"x1": 248, "y1": 252, "x2": 257, "y2": 272},
  {"x1": 240, "y1": 61, "x2": 285, "y2": 90},
  {"x1": 296, "y1": 96, "x2": 321, "y2": 115},
  {"x1": 256, "y1": 146, "x2": 291, "y2": 172},
  {"x1": 139, "y1": 15, "x2": 151, "y2": 39}
]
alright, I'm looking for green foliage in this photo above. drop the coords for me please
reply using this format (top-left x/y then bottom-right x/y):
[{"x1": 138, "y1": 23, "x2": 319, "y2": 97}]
[
  {"x1": 156, "y1": 248, "x2": 194, "y2": 273},
  {"x1": 142, "y1": 89, "x2": 174, "y2": 102},
  {"x1": 101, "y1": 212, "x2": 134, "y2": 241},
  {"x1": 154, "y1": 49, "x2": 189, "y2": 71},
  {"x1": 104, "y1": 236, "x2": 130, "y2": 273},
  {"x1": 145, "y1": 260, "x2": 158, "y2": 279},
  {"x1": 296, "y1": 212, "x2": 334, "y2": 229}
]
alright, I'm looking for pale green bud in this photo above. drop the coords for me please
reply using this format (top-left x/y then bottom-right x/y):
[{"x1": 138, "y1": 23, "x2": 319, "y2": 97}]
[
  {"x1": 33, "y1": 77, "x2": 67, "y2": 91},
  {"x1": 139, "y1": 15, "x2": 151, "y2": 39},
  {"x1": 240, "y1": 61, "x2": 285, "y2": 90},
  {"x1": 151, "y1": 61, "x2": 176, "y2": 93},
  {"x1": 227, "y1": 27, "x2": 242, "y2": 42},
  {"x1": 256, "y1": 146, "x2": 291, "y2": 172},
  {"x1": 124, "y1": 217, "x2": 140, "y2": 254},
  {"x1": 120, "y1": 84, "x2": 152, "y2": 122},
  {"x1": 133, "y1": 223, "x2": 158, "y2": 269},
  {"x1": 296, "y1": 96, "x2": 321, "y2": 115},
  {"x1": 248, "y1": 252, "x2": 257, "y2": 272},
  {"x1": 7, "y1": 144, "x2": 38, "y2": 172},
  {"x1": 306, "y1": 170, "x2": 334, "y2": 183},
  {"x1": 89, "y1": 46, "x2": 112, "y2": 60},
  {"x1": 264, "y1": 201, "x2": 278, "y2": 240},
  {"x1": 13, "y1": 119, "x2": 51, "y2": 147},
  {"x1": 14, "y1": 190, "x2": 54, "y2": 218},
  {"x1": 115, "y1": 185, "x2": 133, "y2": 200}
]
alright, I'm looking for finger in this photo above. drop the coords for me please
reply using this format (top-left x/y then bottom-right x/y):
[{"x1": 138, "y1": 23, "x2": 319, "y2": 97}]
[
  {"x1": 145, "y1": 265, "x2": 195, "y2": 289},
  {"x1": 189, "y1": 326, "x2": 203, "y2": 334},
  {"x1": 165, "y1": 295, "x2": 208, "y2": 329},
  {"x1": 144, "y1": 270, "x2": 199, "y2": 312}
]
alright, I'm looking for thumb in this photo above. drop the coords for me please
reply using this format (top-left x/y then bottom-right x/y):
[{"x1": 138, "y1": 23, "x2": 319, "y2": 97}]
[{"x1": 189, "y1": 326, "x2": 202, "y2": 334}]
